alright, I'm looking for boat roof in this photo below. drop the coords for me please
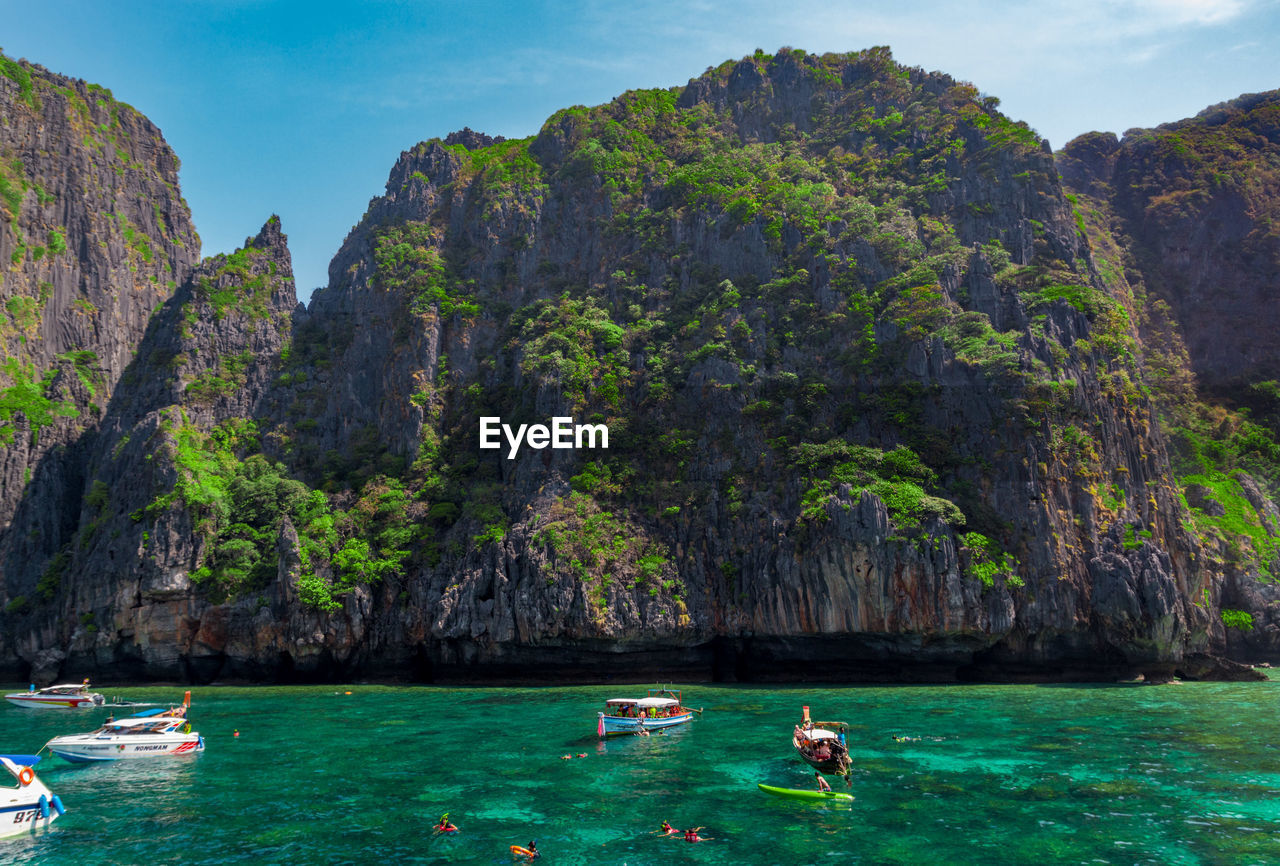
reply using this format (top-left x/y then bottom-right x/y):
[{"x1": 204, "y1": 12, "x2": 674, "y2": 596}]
[
  {"x1": 125, "y1": 708, "x2": 173, "y2": 718},
  {"x1": 803, "y1": 728, "x2": 839, "y2": 740},
  {"x1": 108, "y1": 717, "x2": 179, "y2": 728},
  {"x1": 605, "y1": 697, "x2": 680, "y2": 708},
  {"x1": 635, "y1": 697, "x2": 679, "y2": 708}
]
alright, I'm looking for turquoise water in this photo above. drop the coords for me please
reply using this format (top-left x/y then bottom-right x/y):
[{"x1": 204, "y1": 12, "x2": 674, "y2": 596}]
[{"x1": 2, "y1": 679, "x2": 1280, "y2": 864}]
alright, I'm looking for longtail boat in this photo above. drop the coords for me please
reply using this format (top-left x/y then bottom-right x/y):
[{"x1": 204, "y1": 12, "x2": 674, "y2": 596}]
[{"x1": 793, "y1": 705, "x2": 851, "y2": 775}]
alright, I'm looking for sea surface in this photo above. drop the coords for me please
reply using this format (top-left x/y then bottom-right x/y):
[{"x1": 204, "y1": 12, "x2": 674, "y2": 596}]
[{"x1": 1, "y1": 676, "x2": 1279, "y2": 865}]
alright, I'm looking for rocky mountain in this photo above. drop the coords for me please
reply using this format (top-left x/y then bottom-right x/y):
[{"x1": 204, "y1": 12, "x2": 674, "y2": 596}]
[
  {"x1": 1059, "y1": 91, "x2": 1280, "y2": 663},
  {"x1": 1059, "y1": 92, "x2": 1280, "y2": 392},
  {"x1": 1, "y1": 47, "x2": 1277, "y2": 684},
  {"x1": 0, "y1": 56, "x2": 199, "y2": 673}
]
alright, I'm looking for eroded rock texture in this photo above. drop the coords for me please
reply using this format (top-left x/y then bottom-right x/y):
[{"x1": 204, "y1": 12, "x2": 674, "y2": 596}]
[{"x1": 3, "y1": 49, "x2": 1278, "y2": 683}]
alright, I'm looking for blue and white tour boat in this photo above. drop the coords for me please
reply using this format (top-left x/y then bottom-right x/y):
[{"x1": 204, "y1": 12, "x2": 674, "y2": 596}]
[{"x1": 596, "y1": 688, "x2": 697, "y2": 736}]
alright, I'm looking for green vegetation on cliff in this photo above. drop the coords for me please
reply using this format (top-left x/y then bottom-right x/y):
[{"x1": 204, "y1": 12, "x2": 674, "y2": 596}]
[
  {"x1": 0, "y1": 358, "x2": 78, "y2": 445},
  {"x1": 372, "y1": 222, "x2": 480, "y2": 318},
  {"x1": 145, "y1": 412, "x2": 418, "y2": 609},
  {"x1": 278, "y1": 46, "x2": 1111, "y2": 607}
]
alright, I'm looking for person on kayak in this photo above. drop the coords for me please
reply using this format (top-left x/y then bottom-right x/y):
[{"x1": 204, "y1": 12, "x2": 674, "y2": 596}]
[{"x1": 815, "y1": 772, "x2": 832, "y2": 792}]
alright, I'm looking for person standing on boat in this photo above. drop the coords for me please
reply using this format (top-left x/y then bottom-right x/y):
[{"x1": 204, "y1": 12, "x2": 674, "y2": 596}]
[{"x1": 815, "y1": 772, "x2": 831, "y2": 793}]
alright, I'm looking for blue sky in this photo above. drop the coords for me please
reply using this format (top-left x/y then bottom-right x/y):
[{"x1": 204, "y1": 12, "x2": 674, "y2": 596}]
[{"x1": 5, "y1": 0, "x2": 1278, "y2": 298}]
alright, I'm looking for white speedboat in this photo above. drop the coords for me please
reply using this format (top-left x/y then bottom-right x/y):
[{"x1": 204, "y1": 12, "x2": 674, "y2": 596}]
[
  {"x1": 0, "y1": 755, "x2": 65, "y2": 837},
  {"x1": 5, "y1": 681, "x2": 105, "y2": 709},
  {"x1": 46, "y1": 708, "x2": 203, "y2": 763},
  {"x1": 596, "y1": 688, "x2": 697, "y2": 736}
]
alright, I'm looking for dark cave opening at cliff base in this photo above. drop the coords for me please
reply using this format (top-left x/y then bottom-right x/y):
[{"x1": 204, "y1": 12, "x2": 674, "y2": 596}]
[
  {"x1": 38, "y1": 636, "x2": 1260, "y2": 686},
  {"x1": 407, "y1": 635, "x2": 1144, "y2": 686}
]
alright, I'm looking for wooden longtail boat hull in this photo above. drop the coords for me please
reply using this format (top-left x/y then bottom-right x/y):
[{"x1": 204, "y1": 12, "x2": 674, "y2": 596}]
[{"x1": 793, "y1": 733, "x2": 851, "y2": 775}]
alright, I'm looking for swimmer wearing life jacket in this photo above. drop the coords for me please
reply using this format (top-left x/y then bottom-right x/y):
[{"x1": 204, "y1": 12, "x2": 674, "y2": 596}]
[
  {"x1": 434, "y1": 813, "x2": 458, "y2": 834},
  {"x1": 684, "y1": 826, "x2": 707, "y2": 843},
  {"x1": 657, "y1": 820, "x2": 679, "y2": 836}
]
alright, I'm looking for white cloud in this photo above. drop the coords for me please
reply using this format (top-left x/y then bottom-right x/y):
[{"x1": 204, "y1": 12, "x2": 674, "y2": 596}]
[
  {"x1": 1123, "y1": 42, "x2": 1167, "y2": 63},
  {"x1": 1134, "y1": 0, "x2": 1246, "y2": 25}
]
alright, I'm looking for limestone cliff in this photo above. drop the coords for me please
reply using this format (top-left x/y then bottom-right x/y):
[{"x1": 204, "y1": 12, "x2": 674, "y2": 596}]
[
  {"x1": 0, "y1": 56, "x2": 199, "y2": 621},
  {"x1": 1059, "y1": 92, "x2": 1280, "y2": 393},
  {"x1": 2, "y1": 48, "x2": 1274, "y2": 683},
  {"x1": 1059, "y1": 90, "x2": 1280, "y2": 665}
]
